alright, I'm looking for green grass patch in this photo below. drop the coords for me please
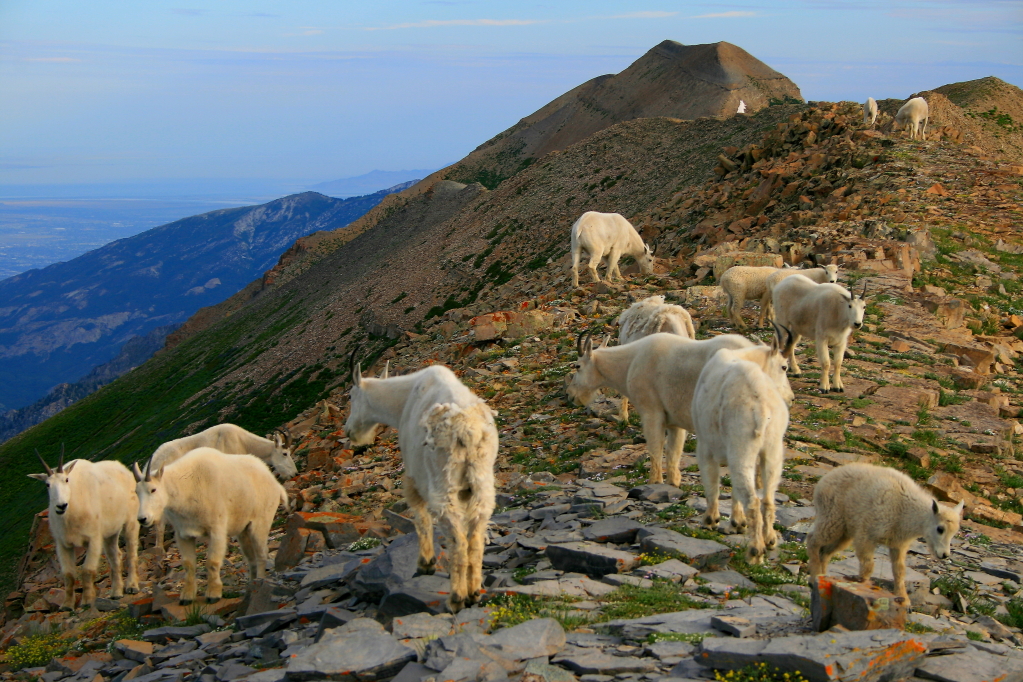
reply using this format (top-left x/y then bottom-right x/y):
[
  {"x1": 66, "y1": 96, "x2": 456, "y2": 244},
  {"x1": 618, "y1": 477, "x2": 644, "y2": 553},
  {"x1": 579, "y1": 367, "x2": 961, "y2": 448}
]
[{"x1": 599, "y1": 581, "x2": 715, "y2": 620}]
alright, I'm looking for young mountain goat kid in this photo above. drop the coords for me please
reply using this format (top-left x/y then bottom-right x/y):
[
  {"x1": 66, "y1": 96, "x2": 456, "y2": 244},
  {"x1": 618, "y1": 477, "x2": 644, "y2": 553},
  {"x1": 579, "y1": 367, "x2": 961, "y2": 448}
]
[
  {"x1": 691, "y1": 325, "x2": 795, "y2": 561},
  {"x1": 807, "y1": 463, "x2": 963, "y2": 605},
  {"x1": 570, "y1": 211, "x2": 654, "y2": 287},
  {"x1": 771, "y1": 275, "x2": 867, "y2": 392},
  {"x1": 29, "y1": 448, "x2": 140, "y2": 610},
  {"x1": 134, "y1": 448, "x2": 289, "y2": 604},
  {"x1": 566, "y1": 333, "x2": 754, "y2": 487},
  {"x1": 345, "y1": 362, "x2": 498, "y2": 613},
  {"x1": 615, "y1": 295, "x2": 696, "y2": 421},
  {"x1": 148, "y1": 424, "x2": 297, "y2": 549}
]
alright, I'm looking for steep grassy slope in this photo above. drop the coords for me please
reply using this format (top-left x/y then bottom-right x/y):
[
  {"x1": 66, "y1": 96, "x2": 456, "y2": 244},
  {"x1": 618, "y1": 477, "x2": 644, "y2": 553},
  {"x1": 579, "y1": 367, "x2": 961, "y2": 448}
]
[{"x1": 0, "y1": 104, "x2": 803, "y2": 594}]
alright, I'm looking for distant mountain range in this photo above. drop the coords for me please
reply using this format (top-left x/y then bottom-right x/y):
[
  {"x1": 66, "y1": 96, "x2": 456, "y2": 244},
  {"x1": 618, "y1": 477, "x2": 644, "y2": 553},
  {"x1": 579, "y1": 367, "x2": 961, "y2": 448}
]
[
  {"x1": 308, "y1": 170, "x2": 438, "y2": 198},
  {"x1": 0, "y1": 183, "x2": 415, "y2": 412}
]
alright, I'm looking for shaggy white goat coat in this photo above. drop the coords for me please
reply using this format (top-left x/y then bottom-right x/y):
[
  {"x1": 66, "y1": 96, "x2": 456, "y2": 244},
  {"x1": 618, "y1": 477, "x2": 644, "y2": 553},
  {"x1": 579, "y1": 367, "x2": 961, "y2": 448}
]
[
  {"x1": 895, "y1": 97, "x2": 929, "y2": 141},
  {"x1": 29, "y1": 456, "x2": 140, "y2": 610},
  {"x1": 345, "y1": 363, "x2": 497, "y2": 613},
  {"x1": 719, "y1": 266, "x2": 781, "y2": 329},
  {"x1": 615, "y1": 295, "x2": 696, "y2": 421},
  {"x1": 567, "y1": 333, "x2": 753, "y2": 487},
  {"x1": 759, "y1": 264, "x2": 840, "y2": 328},
  {"x1": 148, "y1": 423, "x2": 297, "y2": 549},
  {"x1": 570, "y1": 211, "x2": 654, "y2": 287},
  {"x1": 134, "y1": 448, "x2": 288, "y2": 604},
  {"x1": 771, "y1": 274, "x2": 866, "y2": 392},
  {"x1": 863, "y1": 97, "x2": 878, "y2": 126},
  {"x1": 807, "y1": 463, "x2": 963, "y2": 603},
  {"x1": 692, "y1": 333, "x2": 794, "y2": 562}
]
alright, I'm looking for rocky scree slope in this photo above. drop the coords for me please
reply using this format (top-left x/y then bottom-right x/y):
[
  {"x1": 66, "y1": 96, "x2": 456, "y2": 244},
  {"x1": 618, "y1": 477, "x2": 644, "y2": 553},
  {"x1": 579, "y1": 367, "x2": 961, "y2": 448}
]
[
  {"x1": 0, "y1": 188, "x2": 401, "y2": 413},
  {"x1": 4, "y1": 89, "x2": 1023, "y2": 681}
]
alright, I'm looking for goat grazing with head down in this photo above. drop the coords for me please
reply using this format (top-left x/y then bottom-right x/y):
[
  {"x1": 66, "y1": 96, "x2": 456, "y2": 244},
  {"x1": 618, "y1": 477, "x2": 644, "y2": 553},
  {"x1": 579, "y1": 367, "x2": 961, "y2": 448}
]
[
  {"x1": 570, "y1": 211, "x2": 654, "y2": 288},
  {"x1": 771, "y1": 275, "x2": 867, "y2": 393},
  {"x1": 615, "y1": 295, "x2": 696, "y2": 421},
  {"x1": 566, "y1": 332, "x2": 754, "y2": 487},
  {"x1": 147, "y1": 423, "x2": 297, "y2": 550},
  {"x1": 134, "y1": 448, "x2": 289, "y2": 604},
  {"x1": 691, "y1": 324, "x2": 795, "y2": 561},
  {"x1": 345, "y1": 360, "x2": 498, "y2": 613},
  {"x1": 28, "y1": 447, "x2": 140, "y2": 610}
]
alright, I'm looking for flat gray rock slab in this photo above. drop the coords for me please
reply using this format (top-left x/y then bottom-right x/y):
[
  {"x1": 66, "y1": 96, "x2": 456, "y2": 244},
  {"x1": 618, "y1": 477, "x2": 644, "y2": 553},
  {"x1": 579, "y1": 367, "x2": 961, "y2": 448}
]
[
  {"x1": 826, "y1": 553, "x2": 930, "y2": 596},
  {"x1": 240, "y1": 670, "x2": 287, "y2": 682},
  {"x1": 552, "y1": 649, "x2": 657, "y2": 675},
  {"x1": 697, "y1": 629, "x2": 928, "y2": 682},
  {"x1": 773, "y1": 506, "x2": 817, "y2": 528},
  {"x1": 300, "y1": 559, "x2": 361, "y2": 589},
  {"x1": 487, "y1": 617, "x2": 566, "y2": 660},
  {"x1": 699, "y1": 570, "x2": 756, "y2": 590},
  {"x1": 523, "y1": 659, "x2": 576, "y2": 682},
  {"x1": 546, "y1": 542, "x2": 638, "y2": 577},
  {"x1": 378, "y1": 574, "x2": 452, "y2": 619},
  {"x1": 603, "y1": 597, "x2": 804, "y2": 640},
  {"x1": 285, "y1": 631, "x2": 416, "y2": 682},
  {"x1": 645, "y1": 641, "x2": 696, "y2": 660},
  {"x1": 351, "y1": 533, "x2": 421, "y2": 599},
  {"x1": 637, "y1": 527, "x2": 731, "y2": 570},
  {"x1": 391, "y1": 612, "x2": 454, "y2": 640},
  {"x1": 915, "y1": 648, "x2": 1023, "y2": 682},
  {"x1": 640, "y1": 559, "x2": 699, "y2": 583},
  {"x1": 582, "y1": 518, "x2": 643, "y2": 544},
  {"x1": 710, "y1": 615, "x2": 755, "y2": 638},
  {"x1": 628, "y1": 484, "x2": 684, "y2": 502}
]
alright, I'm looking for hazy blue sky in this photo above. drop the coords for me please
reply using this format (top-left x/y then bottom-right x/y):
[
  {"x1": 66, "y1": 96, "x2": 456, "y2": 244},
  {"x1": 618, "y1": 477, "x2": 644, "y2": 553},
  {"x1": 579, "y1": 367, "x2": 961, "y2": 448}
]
[{"x1": 2, "y1": 1, "x2": 1021, "y2": 190}]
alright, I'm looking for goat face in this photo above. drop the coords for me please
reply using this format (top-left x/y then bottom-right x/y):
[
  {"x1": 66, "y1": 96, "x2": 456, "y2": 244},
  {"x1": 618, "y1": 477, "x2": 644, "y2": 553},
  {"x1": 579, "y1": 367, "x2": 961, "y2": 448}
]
[
  {"x1": 565, "y1": 336, "x2": 601, "y2": 407},
  {"x1": 846, "y1": 295, "x2": 866, "y2": 330},
  {"x1": 637, "y1": 244, "x2": 655, "y2": 275},
  {"x1": 345, "y1": 385, "x2": 382, "y2": 446},
  {"x1": 821, "y1": 264, "x2": 839, "y2": 283},
  {"x1": 28, "y1": 461, "x2": 78, "y2": 516},
  {"x1": 133, "y1": 464, "x2": 167, "y2": 527},
  {"x1": 269, "y1": 433, "x2": 299, "y2": 480},
  {"x1": 924, "y1": 499, "x2": 964, "y2": 560}
]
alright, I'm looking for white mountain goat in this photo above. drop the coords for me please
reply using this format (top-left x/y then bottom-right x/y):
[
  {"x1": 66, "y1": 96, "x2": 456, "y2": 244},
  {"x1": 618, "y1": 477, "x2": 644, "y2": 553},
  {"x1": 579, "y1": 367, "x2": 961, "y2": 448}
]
[
  {"x1": 894, "y1": 97, "x2": 929, "y2": 141},
  {"x1": 28, "y1": 448, "x2": 140, "y2": 610},
  {"x1": 566, "y1": 332, "x2": 754, "y2": 487},
  {"x1": 807, "y1": 463, "x2": 964, "y2": 604},
  {"x1": 771, "y1": 275, "x2": 867, "y2": 392},
  {"x1": 692, "y1": 324, "x2": 795, "y2": 561},
  {"x1": 134, "y1": 448, "x2": 289, "y2": 604},
  {"x1": 759, "y1": 262, "x2": 840, "y2": 328},
  {"x1": 863, "y1": 97, "x2": 878, "y2": 126},
  {"x1": 615, "y1": 295, "x2": 696, "y2": 421},
  {"x1": 147, "y1": 424, "x2": 297, "y2": 550},
  {"x1": 570, "y1": 211, "x2": 654, "y2": 287},
  {"x1": 345, "y1": 361, "x2": 497, "y2": 613},
  {"x1": 719, "y1": 265, "x2": 781, "y2": 329}
]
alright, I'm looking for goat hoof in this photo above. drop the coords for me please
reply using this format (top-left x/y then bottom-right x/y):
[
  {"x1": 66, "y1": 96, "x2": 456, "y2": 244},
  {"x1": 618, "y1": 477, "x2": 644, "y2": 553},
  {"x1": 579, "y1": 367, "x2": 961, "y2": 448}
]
[
  {"x1": 125, "y1": 587, "x2": 139, "y2": 595},
  {"x1": 110, "y1": 593, "x2": 123, "y2": 600},
  {"x1": 416, "y1": 559, "x2": 436, "y2": 576},
  {"x1": 60, "y1": 605, "x2": 73, "y2": 612},
  {"x1": 206, "y1": 596, "x2": 220, "y2": 604},
  {"x1": 179, "y1": 599, "x2": 193, "y2": 606}
]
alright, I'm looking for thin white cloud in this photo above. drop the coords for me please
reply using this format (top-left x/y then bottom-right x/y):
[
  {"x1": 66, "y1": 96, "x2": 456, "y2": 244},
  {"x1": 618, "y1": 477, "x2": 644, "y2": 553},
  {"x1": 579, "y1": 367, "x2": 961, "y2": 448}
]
[
  {"x1": 364, "y1": 18, "x2": 545, "y2": 31},
  {"x1": 24, "y1": 57, "x2": 80, "y2": 63},
  {"x1": 610, "y1": 11, "x2": 679, "y2": 19},
  {"x1": 691, "y1": 11, "x2": 757, "y2": 18}
]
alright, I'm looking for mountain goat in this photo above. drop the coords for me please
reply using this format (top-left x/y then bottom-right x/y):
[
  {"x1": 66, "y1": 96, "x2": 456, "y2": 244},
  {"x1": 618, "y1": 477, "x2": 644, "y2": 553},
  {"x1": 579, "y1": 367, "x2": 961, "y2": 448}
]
[
  {"x1": 759, "y1": 263, "x2": 840, "y2": 328},
  {"x1": 345, "y1": 362, "x2": 497, "y2": 613},
  {"x1": 570, "y1": 211, "x2": 654, "y2": 287},
  {"x1": 28, "y1": 448, "x2": 140, "y2": 610},
  {"x1": 771, "y1": 275, "x2": 866, "y2": 392},
  {"x1": 807, "y1": 463, "x2": 964, "y2": 604},
  {"x1": 863, "y1": 97, "x2": 878, "y2": 127},
  {"x1": 692, "y1": 325, "x2": 795, "y2": 562},
  {"x1": 134, "y1": 448, "x2": 289, "y2": 604},
  {"x1": 615, "y1": 295, "x2": 696, "y2": 420},
  {"x1": 147, "y1": 424, "x2": 297, "y2": 550},
  {"x1": 566, "y1": 332, "x2": 754, "y2": 487},
  {"x1": 719, "y1": 266, "x2": 780, "y2": 329},
  {"x1": 894, "y1": 97, "x2": 929, "y2": 141}
]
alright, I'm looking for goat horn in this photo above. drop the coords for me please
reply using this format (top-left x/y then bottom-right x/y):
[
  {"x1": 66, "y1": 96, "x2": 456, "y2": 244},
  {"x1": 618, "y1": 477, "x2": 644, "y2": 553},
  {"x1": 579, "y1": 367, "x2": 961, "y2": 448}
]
[
  {"x1": 145, "y1": 455, "x2": 153, "y2": 482},
  {"x1": 382, "y1": 360, "x2": 390, "y2": 379},
  {"x1": 35, "y1": 449, "x2": 52, "y2": 476},
  {"x1": 576, "y1": 332, "x2": 585, "y2": 355},
  {"x1": 349, "y1": 345, "x2": 361, "y2": 373},
  {"x1": 132, "y1": 461, "x2": 144, "y2": 482},
  {"x1": 57, "y1": 443, "x2": 65, "y2": 473},
  {"x1": 861, "y1": 280, "x2": 868, "y2": 299}
]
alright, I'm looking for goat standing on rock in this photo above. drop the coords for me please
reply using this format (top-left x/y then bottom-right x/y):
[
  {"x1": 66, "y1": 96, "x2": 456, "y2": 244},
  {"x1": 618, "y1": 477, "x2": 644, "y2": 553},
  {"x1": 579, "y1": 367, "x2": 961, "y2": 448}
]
[
  {"x1": 28, "y1": 447, "x2": 140, "y2": 610},
  {"x1": 134, "y1": 448, "x2": 289, "y2": 605},
  {"x1": 570, "y1": 211, "x2": 654, "y2": 287},
  {"x1": 691, "y1": 324, "x2": 795, "y2": 561},
  {"x1": 567, "y1": 332, "x2": 754, "y2": 487},
  {"x1": 771, "y1": 275, "x2": 866, "y2": 392},
  {"x1": 807, "y1": 463, "x2": 963, "y2": 605},
  {"x1": 345, "y1": 361, "x2": 497, "y2": 613}
]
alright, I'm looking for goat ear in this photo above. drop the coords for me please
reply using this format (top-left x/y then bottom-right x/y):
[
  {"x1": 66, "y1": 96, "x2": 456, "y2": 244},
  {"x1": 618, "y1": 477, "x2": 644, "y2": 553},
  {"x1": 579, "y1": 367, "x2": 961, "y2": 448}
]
[
  {"x1": 353, "y1": 363, "x2": 363, "y2": 387},
  {"x1": 132, "y1": 462, "x2": 144, "y2": 482},
  {"x1": 582, "y1": 334, "x2": 593, "y2": 356},
  {"x1": 381, "y1": 361, "x2": 389, "y2": 379},
  {"x1": 932, "y1": 499, "x2": 939, "y2": 515},
  {"x1": 954, "y1": 499, "x2": 964, "y2": 516},
  {"x1": 63, "y1": 460, "x2": 77, "y2": 474},
  {"x1": 599, "y1": 334, "x2": 610, "y2": 348},
  {"x1": 28, "y1": 473, "x2": 49, "y2": 481}
]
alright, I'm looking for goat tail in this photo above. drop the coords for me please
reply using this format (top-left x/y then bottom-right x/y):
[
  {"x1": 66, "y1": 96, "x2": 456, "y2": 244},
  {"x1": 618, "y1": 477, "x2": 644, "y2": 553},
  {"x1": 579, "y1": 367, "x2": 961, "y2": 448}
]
[
  {"x1": 279, "y1": 485, "x2": 293, "y2": 514},
  {"x1": 422, "y1": 402, "x2": 498, "y2": 514}
]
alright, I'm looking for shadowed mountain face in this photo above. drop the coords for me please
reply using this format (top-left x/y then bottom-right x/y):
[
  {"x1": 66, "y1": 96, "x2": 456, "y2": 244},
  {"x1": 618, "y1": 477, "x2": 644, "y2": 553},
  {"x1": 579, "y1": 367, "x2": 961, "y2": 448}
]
[
  {"x1": 0, "y1": 190, "x2": 395, "y2": 410},
  {"x1": 447, "y1": 40, "x2": 803, "y2": 187}
]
